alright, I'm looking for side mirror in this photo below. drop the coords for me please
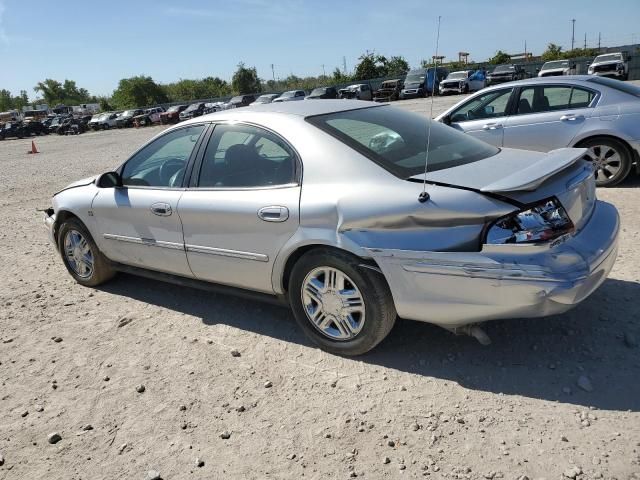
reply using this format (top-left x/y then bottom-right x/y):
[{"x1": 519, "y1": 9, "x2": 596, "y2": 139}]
[
  {"x1": 442, "y1": 114, "x2": 452, "y2": 126},
  {"x1": 96, "y1": 171, "x2": 123, "y2": 188},
  {"x1": 484, "y1": 105, "x2": 495, "y2": 115}
]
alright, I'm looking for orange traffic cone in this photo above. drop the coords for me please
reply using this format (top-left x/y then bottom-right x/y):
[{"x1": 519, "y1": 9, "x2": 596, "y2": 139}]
[{"x1": 27, "y1": 140, "x2": 39, "y2": 154}]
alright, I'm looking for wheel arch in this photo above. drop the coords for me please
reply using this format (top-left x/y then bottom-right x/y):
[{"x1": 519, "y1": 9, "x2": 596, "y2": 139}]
[
  {"x1": 277, "y1": 242, "x2": 382, "y2": 295},
  {"x1": 53, "y1": 209, "x2": 84, "y2": 245},
  {"x1": 572, "y1": 133, "x2": 639, "y2": 174}
]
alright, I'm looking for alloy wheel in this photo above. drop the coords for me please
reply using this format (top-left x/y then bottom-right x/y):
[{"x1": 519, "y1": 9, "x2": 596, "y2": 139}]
[
  {"x1": 301, "y1": 266, "x2": 366, "y2": 341},
  {"x1": 588, "y1": 144, "x2": 622, "y2": 182}
]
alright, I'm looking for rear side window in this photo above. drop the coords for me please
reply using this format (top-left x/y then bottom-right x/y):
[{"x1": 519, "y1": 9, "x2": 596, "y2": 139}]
[
  {"x1": 586, "y1": 76, "x2": 640, "y2": 98},
  {"x1": 197, "y1": 124, "x2": 296, "y2": 188},
  {"x1": 307, "y1": 106, "x2": 499, "y2": 178},
  {"x1": 516, "y1": 86, "x2": 595, "y2": 114}
]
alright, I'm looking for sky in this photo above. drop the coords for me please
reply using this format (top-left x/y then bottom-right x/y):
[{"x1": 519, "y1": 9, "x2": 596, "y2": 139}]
[{"x1": 1, "y1": 0, "x2": 639, "y2": 99}]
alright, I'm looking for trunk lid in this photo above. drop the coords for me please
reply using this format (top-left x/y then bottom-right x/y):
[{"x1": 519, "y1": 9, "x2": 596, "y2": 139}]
[{"x1": 412, "y1": 147, "x2": 597, "y2": 232}]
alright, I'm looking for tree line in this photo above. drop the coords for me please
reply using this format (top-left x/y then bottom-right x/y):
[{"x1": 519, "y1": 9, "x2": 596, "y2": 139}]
[{"x1": 0, "y1": 45, "x2": 606, "y2": 112}]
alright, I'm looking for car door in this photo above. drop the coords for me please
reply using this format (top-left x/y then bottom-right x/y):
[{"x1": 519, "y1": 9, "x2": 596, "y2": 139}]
[
  {"x1": 178, "y1": 122, "x2": 301, "y2": 294},
  {"x1": 502, "y1": 85, "x2": 596, "y2": 152},
  {"x1": 447, "y1": 87, "x2": 515, "y2": 147},
  {"x1": 91, "y1": 123, "x2": 208, "y2": 276}
]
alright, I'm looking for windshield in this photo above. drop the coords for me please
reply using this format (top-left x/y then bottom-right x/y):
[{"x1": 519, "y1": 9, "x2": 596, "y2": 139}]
[
  {"x1": 541, "y1": 60, "x2": 569, "y2": 70},
  {"x1": 255, "y1": 95, "x2": 275, "y2": 103},
  {"x1": 405, "y1": 73, "x2": 425, "y2": 83},
  {"x1": 184, "y1": 104, "x2": 200, "y2": 112},
  {"x1": 446, "y1": 72, "x2": 467, "y2": 80},
  {"x1": 167, "y1": 105, "x2": 180, "y2": 112},
  {"x1": 280, "y1": 91, "x2": 296, "y2": 98},
  {"x1": 494, "y1": 65, "x2": 515, "y2": 73},
  {"x1": 307, "y1": 106, "x2": 499, "y2": 178},
  {"x1": 310, "y1": 88, "x2": 326, "y2": 95},
  {"x1": 594, "y1": 54, "x2": 623, "y2": 63},
  {"x1": 122, "y1": 110, "x2": 134, "y2": 117},
  {"x1": 587, "y1": 76, "x2": 640, "y2": 97}
]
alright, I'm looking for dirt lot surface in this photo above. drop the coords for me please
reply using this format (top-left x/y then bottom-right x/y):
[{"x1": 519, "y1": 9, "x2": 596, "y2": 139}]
[{"x1": 1, "y1": 109, "x2": 640, "y2": 480}]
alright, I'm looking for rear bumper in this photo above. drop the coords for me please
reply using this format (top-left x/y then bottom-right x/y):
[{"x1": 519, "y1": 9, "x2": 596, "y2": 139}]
[{"x1": 368, "y1": 200, "x2": 619, "y2": 327}]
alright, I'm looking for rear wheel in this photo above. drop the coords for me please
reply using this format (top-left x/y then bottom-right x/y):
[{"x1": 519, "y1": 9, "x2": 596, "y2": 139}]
[
  {"x1": 57, "y1": 218, "x2": 115, "y2": 287},
  {"x1": 579, "y1": 137, "x2": 632, "y2": 187},
  {"x1": 289, "y1": 248, "x2": 396, "y2": 356}
]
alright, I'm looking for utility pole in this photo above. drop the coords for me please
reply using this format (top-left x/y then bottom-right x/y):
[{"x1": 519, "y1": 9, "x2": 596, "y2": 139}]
[
  {"x1": 571, "y1": 19, "x2": 576, "y2": 51},
  {"x1": 524, "y1": 40, "x2": 527, "y2": 60},
  {"x1": 342, "y1": 56, "x2": 347, "y2": 74},
  {"x1": 584, "y1": 33, "x2": 587, "y2": 49},
  {"x1": 271, "y1": 64, "x2": 275, "y2": 82},
  {"x1": 321, "y1": 64, "x2": 326, "y2": 77},
  {"x1": 598, "y1": 32, "x2": 601, "y2": 50}
]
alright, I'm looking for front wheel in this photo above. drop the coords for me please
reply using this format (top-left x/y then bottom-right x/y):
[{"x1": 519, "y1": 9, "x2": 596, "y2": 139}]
[
  {"x1": 57, "y1": 218, "x2": 115, "y2": 287},
  {"x1": 580, "y1": 137, "x2": 632, "y2": 187},
  {"x1": 289, "y1": 249, "x2": 396, "y2": 356}
]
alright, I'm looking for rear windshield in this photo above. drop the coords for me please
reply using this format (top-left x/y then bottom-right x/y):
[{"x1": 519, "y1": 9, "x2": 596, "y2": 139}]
[
  {"x1": 306, "y1": 106, "x2": 499, "y2": 178},
  {"x1": 494, "y1": 65, "x2": 515, "y2": 72},
  {"x1": 587, "y1": 76, "x2": 640, "y2": 98}
]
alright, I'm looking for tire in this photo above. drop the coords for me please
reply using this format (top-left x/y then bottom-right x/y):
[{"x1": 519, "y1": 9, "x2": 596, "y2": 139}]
[
  {"x1": 578, "y1": 137, "x2": 632, "y2": 187},
  {"x1": 57, "y1": 218, "x2": 115, "y2": 287},
  {"x1": 289, "y1": 248, "x2": 396, "y2": 356}
]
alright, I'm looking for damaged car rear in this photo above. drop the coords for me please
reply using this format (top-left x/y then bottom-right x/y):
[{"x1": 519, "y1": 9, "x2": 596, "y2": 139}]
[{"x1": 43, "y1": 101, "x2": 619, "y2": 356}]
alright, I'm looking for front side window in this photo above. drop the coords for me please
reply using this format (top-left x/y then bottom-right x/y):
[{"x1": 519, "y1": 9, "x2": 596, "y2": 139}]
[
  {"x1": 516, "y1": 86, "x2": 595, "y2": 114},
  {"x1": 121, "y1": 125, "x2": 205, "y2": 187},
  {"x1": 197, "y1": 124, "x2": 296, "y2": 188},
  {"x1": 307, "y1": 106, "x2": 499, "y2": 178},
  {"x1": 450, "y1": 88, "x2": 513, "y2": 122}
]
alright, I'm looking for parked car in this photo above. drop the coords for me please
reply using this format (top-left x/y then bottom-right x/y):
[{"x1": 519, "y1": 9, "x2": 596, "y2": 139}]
[
  {"x1": 538, "y1": 60, "x2": 577, "y2": 77},
  {"x1": 373, "y1": 79, "x2": 403, "y2": 102},
  {"x1": 305, "y1": 87, "x2": 338, "y2": 100},
  {"x1": 0, "y1": 121, "x2": 29, "y2": 139},
  {"x1": 399, "y1": 67, "x2": 449, "y2": 98},
  {"x1": 436, "y1": 76, "x2": 640, "y2": 186},
  {"x1": 272, "y1": 90, "x2": 306, "y2": 102},
  {"x1": 46, "y1": 115, "x2": 70, "y2": 134},
  {"x1": 56, "y1": 117, "x2": 87, "y2": 135},
  {"x1": 588, "y1": 52, "x2": 630, "y2": 80},
  {"x1": 88, "y1": 113, "x2": 119, "y2": 131},
  {"x1": 204, "y1": 102, "x2": 225, "y2": 114},
  {"x1": 133, "y1": 107, "x2": 165, "y2": 127},
  {"x1": 179, "y1": 103, "x2": 206, "y2": 121},
  {"x1": 23, "y1": 120, "x2": 49, "y2": 136},
  {"x1": 160, "y1": 105, "x2": 188, "y2": 125},
  {"x1": 439, "y1": 70, "x2": 486, "y2": 95},
  {"x1": 116, "y1": 109, "x2": 144, "y2": 128},
  {"x1": 486, "y1": 64, "x2": 526, "y2": 85},
  {"x1": 253, "y1": 94, "x2": 280, "y2": 105},
  {"x1": 43, "y1": 100, "x2": 619, "y2": 355},
  {"x1": 338, "y1": 84, "x2": 373, "y2": 100},
  {"x1": 224, "y1": 95, "x2": 256, "y2": 109}
]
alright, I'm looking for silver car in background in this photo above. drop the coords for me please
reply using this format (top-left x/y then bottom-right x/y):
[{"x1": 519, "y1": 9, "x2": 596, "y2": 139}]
[
  {"x1": 44, "y1": 101, "x2": 619, "y2": 355},
  {"x1": 436, "y1": 76, "x2": 640, "y2": 186}
]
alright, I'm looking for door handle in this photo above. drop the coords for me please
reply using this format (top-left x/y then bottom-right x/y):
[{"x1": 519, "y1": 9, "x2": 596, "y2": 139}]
[
  {"x1": 258, "y1": 206, "x2": 289, "y2": 223},
  {"x1": 150, "y1": 202, "x2": 172, "y2": 216},
  {"x1": 560, "y1": 114, "x2": 583, "y2": 121},
  {"x1": 482, "y1": 123, "x2": 503, "y2": 130}
]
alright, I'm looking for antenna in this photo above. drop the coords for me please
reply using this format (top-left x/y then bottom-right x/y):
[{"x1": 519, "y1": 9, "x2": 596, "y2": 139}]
[{"x1": 418, "y1": 15, "x2": 442, "y2": 204}]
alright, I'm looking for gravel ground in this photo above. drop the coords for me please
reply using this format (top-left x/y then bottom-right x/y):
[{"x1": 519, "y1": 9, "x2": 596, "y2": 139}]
[{"x1": 1, "y1": 107, "x2": 639, "y2": 480}]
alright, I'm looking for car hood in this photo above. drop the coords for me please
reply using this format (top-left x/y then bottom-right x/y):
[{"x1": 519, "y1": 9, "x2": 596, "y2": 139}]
[
  {"x1": 55, "y1": 175, "x2": 97, "y2": 195},
  {"x1": 411, "y1": 147, "x2": 587, "y2": 193},
  {"x1": 591, "y1": 60, "x2": 624, "y2": 67}
]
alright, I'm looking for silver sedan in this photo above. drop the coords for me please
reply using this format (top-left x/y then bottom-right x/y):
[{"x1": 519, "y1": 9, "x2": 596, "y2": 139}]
[
  {"x1": 44, "y1": 100, "x2": 619, "y2": 355},
  {"x1": 436, "y1": 76, "x2": 640, "y2": 186}
]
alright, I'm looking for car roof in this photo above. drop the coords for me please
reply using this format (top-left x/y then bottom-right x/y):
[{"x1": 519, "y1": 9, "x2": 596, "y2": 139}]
[
  {"x1": 482, "y1": 75, "x2": 599, "y2": 89},
  {"x1": 184, "y1": 99, "x2": 380, "y2": 122}
]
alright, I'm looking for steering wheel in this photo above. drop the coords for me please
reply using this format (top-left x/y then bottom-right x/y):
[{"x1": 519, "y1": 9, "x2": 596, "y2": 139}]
[{"x1": 159, "y1": 158, "x2": 185, "y2": 186}]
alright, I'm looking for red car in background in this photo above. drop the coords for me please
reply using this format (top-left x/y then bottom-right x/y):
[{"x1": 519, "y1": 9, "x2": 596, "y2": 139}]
[{"x1": 160, "y1": 104, "x2": 188, "y2": 125}]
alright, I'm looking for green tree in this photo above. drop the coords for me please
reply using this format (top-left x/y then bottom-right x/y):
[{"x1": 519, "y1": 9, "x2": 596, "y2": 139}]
[
  {"x1": 231, "y1": 63, "x2": 262, "y2": 94},
  {"x1": 541, "y1": 43, "x2": 563, "y2": 61},
  {"x1": 0, "y1": 89, "x2": 13, "y2": 111},
  {"x1": 332, "y1": 67, "x2": 352, "y2": 84},
  {"x1": 14, "y1": 90, "x2": 29, "y2": 110},
  {"x1": 111, "y1": 75, "x2": 169, "y2": 109},
  {"x1": 562, "y1": 47, "x2": 599, "y2": 59},
  {"x1": 97, "y1": 96, "x2": 114, "y2": 112},
  {"x1": 488, "y1": 50, "x2": 511, "y2": 65},
  {"x1": 353, "y1": 52, "x2": 388, "y2": 80},
  {"x1": 386, "y1": 55, "x2": 410, "y2": 76},
  {"x1": 34, "y1": 79, "x2": 64, "y2": 105}
]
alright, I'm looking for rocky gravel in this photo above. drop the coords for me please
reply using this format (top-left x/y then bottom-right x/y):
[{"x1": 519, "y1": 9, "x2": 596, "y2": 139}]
[{"x1": 1, "y1": 114, "x2": 640, "y2": 479}]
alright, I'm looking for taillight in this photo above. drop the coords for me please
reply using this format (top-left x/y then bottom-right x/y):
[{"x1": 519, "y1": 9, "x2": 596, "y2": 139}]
[{"x1": 485, "y1": 198, "x2": 574, "y2": 245}]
